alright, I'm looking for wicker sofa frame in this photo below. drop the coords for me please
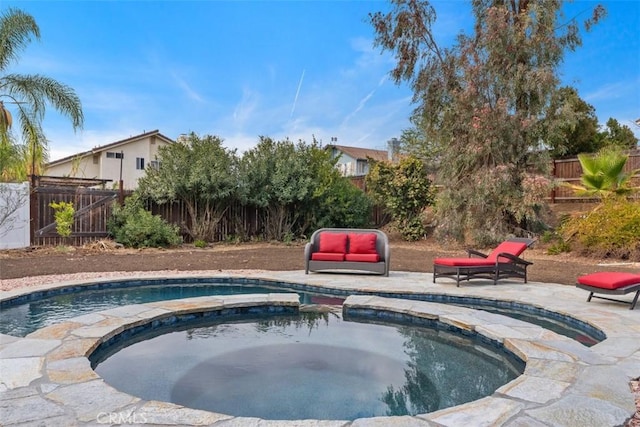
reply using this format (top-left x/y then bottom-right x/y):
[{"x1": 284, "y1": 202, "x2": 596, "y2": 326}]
[
  {"x1": 433, "y1": 238, "x2": 535, "y2": 287},
  {"x1": 304, "y1": 228, "x2": 390, "y2": 276}
]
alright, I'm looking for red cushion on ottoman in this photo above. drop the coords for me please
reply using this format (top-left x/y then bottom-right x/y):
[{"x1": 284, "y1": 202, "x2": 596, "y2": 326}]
[
  {"x1": 348, "y1": 233, "x2": 378, "y2": 254},
  {"x1": 345, "y1": 253, "x2": 379, "y2": 262},
  {"x1": 311, "y1": 252, "x2": 345, "y2": 261},
  {"x1": 577, "y1": 272, "x2": 640, "y2": 290},
  {"x1": 318, "y1": 232, "x2": 347, "y2": 253},
  {"x1": 434, "y1": 258, "x2": 495, "y2": 266}
]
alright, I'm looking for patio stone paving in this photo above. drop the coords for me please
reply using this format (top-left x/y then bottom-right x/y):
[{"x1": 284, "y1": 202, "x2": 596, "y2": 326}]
[{"x1": 0, "y1": 271, "x2": 638, "y2": 426}]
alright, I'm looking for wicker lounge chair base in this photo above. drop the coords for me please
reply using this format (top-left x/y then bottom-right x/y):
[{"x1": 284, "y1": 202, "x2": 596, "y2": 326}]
[
  {"x1": 576, "y1": 272, "x2": 640, "y2": 310},
  {"x1": 433, "y1": 238, "x2": 534, "y2": 287}
]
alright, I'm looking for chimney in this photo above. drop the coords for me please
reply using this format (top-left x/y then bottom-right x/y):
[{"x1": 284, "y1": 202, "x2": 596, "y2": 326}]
[{"x1": 387, "y1": 137, "x2": 400, "y2": 161}]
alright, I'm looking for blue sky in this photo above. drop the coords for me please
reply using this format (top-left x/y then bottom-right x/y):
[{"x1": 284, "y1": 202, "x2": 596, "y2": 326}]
[{"x1": 3, "y1": 0, "x2": 639, "y2": 162}]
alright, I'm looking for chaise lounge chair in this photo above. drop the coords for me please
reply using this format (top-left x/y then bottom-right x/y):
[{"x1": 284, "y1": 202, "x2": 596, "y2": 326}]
[
  {"x1": 433, "y1": 238, "x2": 535, "y2": 287},
  {"x1": 576, "y1": 272, "x2": 640, "y2": 310}
]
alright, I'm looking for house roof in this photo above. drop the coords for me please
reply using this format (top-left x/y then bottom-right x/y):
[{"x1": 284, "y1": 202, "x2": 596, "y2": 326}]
[
  {"x1": 47, "y1": 129, "x2": 174, "y2": 166},
  {"x1": 326, "y1": 144, "x2": 388, "y2": 162}
]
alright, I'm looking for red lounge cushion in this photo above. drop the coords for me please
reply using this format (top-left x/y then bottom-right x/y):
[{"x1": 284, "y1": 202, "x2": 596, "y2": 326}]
[
  {"x1": 318, "y1": 232, "x2": 347, "y2": 254},
  {"x1": 348, "y1": 233, "x2": 378, "y2": 254},
  {"x1": 345, "y1": 253, "x2": 380, "y2": 263},
  {"x1": 311, "y1": 252, "x2": 345, "y2": 262},
  {"x1": 577, "y1": 272, "x2": 640, "y2": 290},
  {"x1": 434, "y1": 258, "x2": 495, "y2": 267},
  {"x1": 487, "y1": 241, "x2": 528, "y2": 262}
]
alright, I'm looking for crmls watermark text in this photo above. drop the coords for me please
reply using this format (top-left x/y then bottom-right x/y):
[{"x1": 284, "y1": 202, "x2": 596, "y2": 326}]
[{"x1": 96, "y1": 411, "x2": 148, "y2": 424}]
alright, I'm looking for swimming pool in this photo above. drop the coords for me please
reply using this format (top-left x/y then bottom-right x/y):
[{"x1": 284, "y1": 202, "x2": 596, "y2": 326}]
[
  {"x1": 0, "y1": 276, "x2": 604, "y2": 344},
  {"x1": 90, "y1": 307, "x2": 524, "y2": 420}
]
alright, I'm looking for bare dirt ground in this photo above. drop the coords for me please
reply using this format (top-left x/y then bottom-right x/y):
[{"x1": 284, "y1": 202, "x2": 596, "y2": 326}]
[{"x1": 1, "y1": 237, "x2": 638, "y2": 284}]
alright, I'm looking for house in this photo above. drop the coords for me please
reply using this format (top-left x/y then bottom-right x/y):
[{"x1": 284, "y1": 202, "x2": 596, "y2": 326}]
[
  {"x1": 45, "y1": 130, "x2": 174, "y2": 189},
  {"x1": 326, "y1": 139, "x2": 400, "y2": 177}
]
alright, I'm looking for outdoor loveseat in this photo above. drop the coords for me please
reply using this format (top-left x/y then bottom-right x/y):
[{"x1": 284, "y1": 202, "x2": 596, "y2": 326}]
[{"x1": 304, "y1": 228, "x2": 390, "y2": 276}]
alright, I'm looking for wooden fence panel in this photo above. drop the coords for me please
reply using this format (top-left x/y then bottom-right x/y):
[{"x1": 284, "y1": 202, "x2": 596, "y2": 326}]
[
  {"x1": 32, "y1": 187, "x2": 120, "y2": 246},
  {"x1": 550, "y1": 152, "x2": 640, "y2": 202}
]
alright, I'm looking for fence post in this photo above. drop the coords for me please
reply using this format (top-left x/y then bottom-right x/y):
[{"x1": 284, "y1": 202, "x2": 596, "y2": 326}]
[{"x1": 550, "y1": 159, "x2": 556, "y2": 204}]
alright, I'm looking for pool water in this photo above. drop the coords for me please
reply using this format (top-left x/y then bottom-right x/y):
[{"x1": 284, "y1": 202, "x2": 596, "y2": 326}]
[
  {"x1": 0, "y1": 279, "x2": 603, "y2": 346},
  {"x1": 91, "y1": 310, "x2": 523, "y2": 420},
  {"x1": 0, "y1": 282, "x2": 337, "y2": 337}
]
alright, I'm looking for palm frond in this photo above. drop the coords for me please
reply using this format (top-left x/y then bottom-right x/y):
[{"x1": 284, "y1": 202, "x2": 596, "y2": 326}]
[{"x1": 0, "y1": 8, "x2": 39, "y2": 72}]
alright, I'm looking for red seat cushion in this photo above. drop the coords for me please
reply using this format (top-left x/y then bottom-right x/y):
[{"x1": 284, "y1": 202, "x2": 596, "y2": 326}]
[
  {"x1": 318, "y1": 232, "x2": 347, "y2": 254},
  {"x1": 311, "y1": 252, "x2": 345, "y2": 262},
  {"x1": 348, "y1": 233, "x2": 378, "y2": 255},
  {"x1": 345, "y1": 253, "x2": 379, "y2": 263},
  {"x1": 434, "y1": 258, "x2": 495, "y2": 267},
  {"x1": 487, "y1": 241, "x2": 528, "y2": 262},
  {"x1": 577, "y1": 272, "x2": 640, "y2": 290}
]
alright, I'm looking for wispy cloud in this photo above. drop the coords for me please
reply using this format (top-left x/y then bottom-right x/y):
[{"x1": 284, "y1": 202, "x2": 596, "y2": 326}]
[
  {"x1": 290, "y1": 69, "x2": 305, "y2": 119},
  {"x1": 341, "y1": 75, "x2": 388, "y2": 126},
  {"x1": 583, "y1": 81, "x2": 630, "y2": 102},
  {"x1": 171, "y1": 71, "x2": 205, "y2": 103},
  {"x1": 232, "y1": 88, "x2": 259, "y2": 127}
]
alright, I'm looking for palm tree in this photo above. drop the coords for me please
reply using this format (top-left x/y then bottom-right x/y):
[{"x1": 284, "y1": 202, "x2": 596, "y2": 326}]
[
  {"x1": 566, "y1": 147, "x2": 640, "y2": 199},
  {"x1": 0, "y1": 7, "x2": 83, "y2": 181}
]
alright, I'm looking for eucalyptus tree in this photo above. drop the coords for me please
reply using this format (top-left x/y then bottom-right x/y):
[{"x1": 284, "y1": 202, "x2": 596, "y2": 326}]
[
  {"x1": 370, "y1": 0, "x2": 604, "y2": 244},
  {"x1": 0, "y1": 7, "x2": 83, "y2": 180}
]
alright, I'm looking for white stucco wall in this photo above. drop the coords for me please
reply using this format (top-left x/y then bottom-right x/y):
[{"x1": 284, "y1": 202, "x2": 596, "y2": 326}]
[{"x1": 0, "y1": 182, "x2": 30, "y2": 249}]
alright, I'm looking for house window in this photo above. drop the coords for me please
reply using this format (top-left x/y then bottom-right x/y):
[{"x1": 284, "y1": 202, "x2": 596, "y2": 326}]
[
  {"x1": 106, "y1": 151, "x2": 123, "y2": 159},
  {"x1": 136, "y1": 157, "x2": 145, "y2": 170},
  {"x1": 150, "y1": 160, "x2": 160, "y2": 170}
]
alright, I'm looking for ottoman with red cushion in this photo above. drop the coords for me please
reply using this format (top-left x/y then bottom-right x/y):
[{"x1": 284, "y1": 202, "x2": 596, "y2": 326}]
[{"x1": 576, "y1": 272, "x2": 640, "y2": 310}]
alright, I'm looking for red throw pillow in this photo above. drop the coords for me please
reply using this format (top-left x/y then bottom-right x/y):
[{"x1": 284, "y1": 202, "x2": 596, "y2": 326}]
[
  {"x1": 318, "y1": 232, "x2": 348, "y2": 254},
  {"x1": 348, "y1": 233, "x2": 377, "y2": 254}
]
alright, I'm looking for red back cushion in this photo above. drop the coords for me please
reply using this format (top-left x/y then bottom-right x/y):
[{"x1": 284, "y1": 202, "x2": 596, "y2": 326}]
[
  {"x1": 318, "y1": 232, "x2": 348, "y2": 254},
  {"x1": 348, "y1": 233, "x2": 378, "y2": 254},
  {"x1": 487, "y1": 241, "x2": 527, "y2": 262}
]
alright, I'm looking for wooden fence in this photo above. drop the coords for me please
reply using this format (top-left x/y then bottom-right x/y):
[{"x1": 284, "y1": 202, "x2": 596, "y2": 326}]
[
  {"x1": 26, "y1": 151, "x2": 640, "y2": 246},
  {"x1": 30, "y1": 187, "x2": 388, "y2": 246},
  {"x1": 550, "y1": 151, "x2": 640, "y2": 202}
]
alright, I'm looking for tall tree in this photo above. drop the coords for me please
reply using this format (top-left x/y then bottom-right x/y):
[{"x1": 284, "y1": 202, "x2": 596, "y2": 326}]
[
  {"x1": 597, "y1": 118, "x2": 638, "y2": 151},
  {"x1": 0, "y1": 7, "x2": 83, "y2": 181},
  {"x1": 137, "y1": 133, "x2": 239, "y2": 242},
  {"x1": 238, "y1": 136, "x2": 342, "y2": 240},
  {"x1": 545, "y1": 86, "x2": 600, "y2": 158},
  {"x1": 370, "y1": 0, "x2": 604, "y2": 244}
]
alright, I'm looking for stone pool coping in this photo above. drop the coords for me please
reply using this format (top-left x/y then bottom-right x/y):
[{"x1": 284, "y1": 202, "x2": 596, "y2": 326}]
[{"x1": 1, "y1": 270, "x2": 638, "y2": 426}]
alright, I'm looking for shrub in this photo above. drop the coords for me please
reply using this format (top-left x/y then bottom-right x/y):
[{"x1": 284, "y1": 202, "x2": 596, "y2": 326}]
[
  {"x1": 559, "y1": 198, "x2": 640, "y2": 260},
  {"x1": 108, "y1": 195, "x2": 181, "y2": 248},
  {"x1": 366, "y1": 156, "x2": 434, "y2": 241},
  {"x1": 313, "y1": 177, "x2": 373, "y2": 230},
  {"x1": 193, "y1": 239, "x2": 207, "y2": 248},
  {"x1": 49, "y1": 201, "x2": 74, "y2": 238}
]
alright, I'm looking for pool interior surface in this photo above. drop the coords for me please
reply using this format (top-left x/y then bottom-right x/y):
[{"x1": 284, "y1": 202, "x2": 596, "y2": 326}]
[
  {"x1": 90, "y1": 310, "x2": 524, "y2": 420},
  {"x1": 0, "y1": 279, "x2": 603, "y2": 345}
]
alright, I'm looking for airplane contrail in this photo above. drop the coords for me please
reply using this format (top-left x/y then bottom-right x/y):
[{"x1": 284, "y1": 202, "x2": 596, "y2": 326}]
[{"x1": 290, "y1": 69, "x2": 305, "y2": 118}]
